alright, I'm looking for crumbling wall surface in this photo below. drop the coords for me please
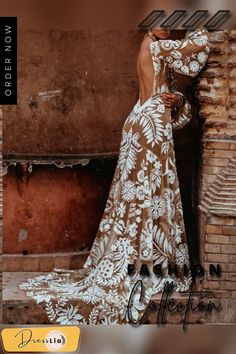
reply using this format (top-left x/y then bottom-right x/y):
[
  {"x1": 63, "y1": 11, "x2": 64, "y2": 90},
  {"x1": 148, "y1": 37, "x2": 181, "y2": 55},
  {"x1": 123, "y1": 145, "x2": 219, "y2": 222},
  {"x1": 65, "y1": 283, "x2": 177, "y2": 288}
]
[
  {"x1": 197, "y1": 30, "x2": 236, "y2": 323},
  {"x1": 3, "y1": 30, "x2": 142, "y2": 156},
  {"x1": 3, "y1": 161, "x2": 116, "y2": 254}
]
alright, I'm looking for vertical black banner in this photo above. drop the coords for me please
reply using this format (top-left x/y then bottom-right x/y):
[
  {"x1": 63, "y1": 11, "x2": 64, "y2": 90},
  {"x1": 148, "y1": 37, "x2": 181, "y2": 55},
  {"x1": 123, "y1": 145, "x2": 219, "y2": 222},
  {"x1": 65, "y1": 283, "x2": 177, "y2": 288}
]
[{"x1": 0, "y1": 17, "x2": 17, "y2": 105}]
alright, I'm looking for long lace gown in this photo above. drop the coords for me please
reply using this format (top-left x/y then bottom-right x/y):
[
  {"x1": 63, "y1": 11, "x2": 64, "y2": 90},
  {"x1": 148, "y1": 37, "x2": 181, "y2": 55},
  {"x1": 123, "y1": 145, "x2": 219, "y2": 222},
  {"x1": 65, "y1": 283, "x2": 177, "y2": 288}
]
[{"x1": 19, "y1": 29, "x2": 209, "y2": 325}]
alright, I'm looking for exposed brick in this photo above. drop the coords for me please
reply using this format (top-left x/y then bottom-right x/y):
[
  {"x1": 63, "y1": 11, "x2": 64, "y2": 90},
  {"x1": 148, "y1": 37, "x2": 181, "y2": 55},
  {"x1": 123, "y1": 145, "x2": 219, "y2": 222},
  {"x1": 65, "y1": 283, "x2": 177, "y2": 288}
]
[
  {"x1": 54, "y1": 256, "x2": 70, "y2": 269},
  {"x1": 228, "y1": 300, "x2": 236, "y2": 322},
  {"x1": 203, "y1": 157, "x2": 230, "y2": 167},
  {"x1": 209, "y1": 46, "x2": 225, "y2": 55},
  {"x1": 206, "y1": 225, "x2": 223, "y2": 234},
  {"x1": 228, "y1": 57, "x2": 236, "y2": 68},
  {"x1": 223, "y1": 226, "x2": 236, "y2": 235},
  {"x1": 229, "y1": 31, "x2": 236, "y2": 41},
  {"x1": 21, "y1": 257, "x2": 39, "y2": 272},
  {"x1": 219, "y1": 236, "x2": 230, "y2": 244},
  {"x1": 209, "y1": 31, "x2": 226, "y2": 43},
  {"x1": 229, "y1": 69, "x2": 236, "y2": 80},
  {"x1": 2, "y1": 256, "x2": 22, "y2": 272},
  {"x1": 209, "y1": 216, "x2": 234, "y2": 225},
  {"x1": 229, "y1": 236, "x2": 236, "y2": 244},
  {"x1": 205, "y1": 244, "x2": 220, "y2": 253},
  {"x1": 220, "y1": 282, "x2": 236, "y2": 290},
  {"x1": 201, "y1": 68, "x2": 226, "y2": 79},
  {"x1": 230, "y1": 273, "x2": 236, "y2": 282},
  {"x1": 229, "y1": 255, "x2": 236, "y2": 263},
  {"x1": 203, "y1": 174, "x2": 218, "y2": 183},
  {"x1": 211, "y1": 290, "x2": 230, "y2": 299},
  {"x1": 205, "y1": 150, "x2": 235, "y2": 158},
  {"x1": 205, "y1": 281, "x2": 220, "y2": 290},
  {"x1": 203, "y1": 166, "x2": 223, "y2": 175},
  {"x1": 206, "y1": 234, "x2": 220, "y2": 243},
  {"x1": 218, "y1": 272, "x2": 236, "y2": 281},
  {"x1": 207, "y1": 254, "x2": 229, "y2": 263},
  {"x1": 221, "y1": 245, "x2": 236, "y2": 254},
  {"x1": 39, "y1": 257, "x2": 55, "y2": 272},
  {"x1": 229, "y1": 143, "x2": 236, "y2": 150},
  {"x1": 223, "y1": 263, "x2": 236, "y2": 272}
]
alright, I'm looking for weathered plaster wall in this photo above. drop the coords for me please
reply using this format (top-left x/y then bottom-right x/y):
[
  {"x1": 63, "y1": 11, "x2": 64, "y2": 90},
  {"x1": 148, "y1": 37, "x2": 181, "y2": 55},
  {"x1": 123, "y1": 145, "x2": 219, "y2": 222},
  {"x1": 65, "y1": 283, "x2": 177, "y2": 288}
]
[
  {"x1": 3, "y1": 30, "x2": 142, "y2": 155},
  {"x1": 3, "y1": 161, "x2": 116, "y2": 254}
]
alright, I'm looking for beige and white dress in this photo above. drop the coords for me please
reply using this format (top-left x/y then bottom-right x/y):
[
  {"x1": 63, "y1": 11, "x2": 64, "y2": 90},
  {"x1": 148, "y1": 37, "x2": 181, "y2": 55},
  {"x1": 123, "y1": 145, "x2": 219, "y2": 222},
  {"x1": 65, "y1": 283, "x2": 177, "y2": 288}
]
[{"x1": 19, "y1": 29, "x2": 210, "y2": 325}]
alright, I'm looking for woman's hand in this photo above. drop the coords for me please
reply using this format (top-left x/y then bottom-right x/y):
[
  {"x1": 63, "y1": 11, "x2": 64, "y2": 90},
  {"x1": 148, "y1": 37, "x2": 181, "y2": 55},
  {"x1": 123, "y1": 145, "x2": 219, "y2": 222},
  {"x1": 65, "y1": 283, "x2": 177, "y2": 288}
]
[{"x1": 160, "y1": 93, "x2": 181, "y2": 109}]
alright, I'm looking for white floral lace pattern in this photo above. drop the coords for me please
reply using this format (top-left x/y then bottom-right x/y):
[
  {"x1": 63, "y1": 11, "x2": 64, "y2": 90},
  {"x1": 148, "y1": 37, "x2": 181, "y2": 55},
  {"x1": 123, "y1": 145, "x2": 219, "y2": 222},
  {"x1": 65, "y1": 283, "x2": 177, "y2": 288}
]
[{"x1": 19, "y1": 29, "x2": 209, "y2": 325}]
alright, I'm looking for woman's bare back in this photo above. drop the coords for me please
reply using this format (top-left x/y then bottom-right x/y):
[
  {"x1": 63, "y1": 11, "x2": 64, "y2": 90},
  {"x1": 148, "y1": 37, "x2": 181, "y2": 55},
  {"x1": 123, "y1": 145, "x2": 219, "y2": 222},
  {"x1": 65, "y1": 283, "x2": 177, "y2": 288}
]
[
  {"x1": 136, "y1": 37, "x2": 154, "y2": 105},
  {"x1": 136, "y1": 35, "x2": 181, "y2": 109}
]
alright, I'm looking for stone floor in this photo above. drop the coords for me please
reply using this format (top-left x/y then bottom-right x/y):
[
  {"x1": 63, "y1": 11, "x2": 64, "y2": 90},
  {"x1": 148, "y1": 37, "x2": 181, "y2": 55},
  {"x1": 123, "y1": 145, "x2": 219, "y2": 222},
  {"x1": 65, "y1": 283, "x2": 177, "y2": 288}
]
[
  {"x1": 2, "y1": 272, "x2": 190, "y2": 302},
  {"x1": 3, "y1": 272, "x2": 42, "y2": 301},
  {"x1": 2, "y1": 272, "x2": 233, "y2": 324}
]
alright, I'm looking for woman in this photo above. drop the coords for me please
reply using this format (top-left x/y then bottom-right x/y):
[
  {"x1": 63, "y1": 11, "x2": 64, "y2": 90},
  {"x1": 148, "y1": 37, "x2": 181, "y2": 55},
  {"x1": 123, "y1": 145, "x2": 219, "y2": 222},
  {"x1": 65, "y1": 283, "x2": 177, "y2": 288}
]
[{"x1": 19, "y1": 28, "x2": 210, "y2": 324}]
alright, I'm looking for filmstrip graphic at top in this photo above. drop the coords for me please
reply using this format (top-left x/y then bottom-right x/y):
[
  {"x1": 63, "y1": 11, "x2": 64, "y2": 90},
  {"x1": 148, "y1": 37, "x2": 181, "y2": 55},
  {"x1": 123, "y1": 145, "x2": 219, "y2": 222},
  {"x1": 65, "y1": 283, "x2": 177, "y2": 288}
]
[{"x1": 138, "y1": 10, "x2": 231, "y2": 29}]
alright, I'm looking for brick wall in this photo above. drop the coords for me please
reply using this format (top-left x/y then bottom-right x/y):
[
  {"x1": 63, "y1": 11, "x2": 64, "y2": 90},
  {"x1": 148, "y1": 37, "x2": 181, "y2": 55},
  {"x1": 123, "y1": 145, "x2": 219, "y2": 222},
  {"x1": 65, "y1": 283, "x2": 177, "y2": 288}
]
[
  {"x1": 198, "y1": 30, "x2": 236, "y2": 322},
  {"x1": 0, "y1": 107, "x2": 2, "y2": 322}
]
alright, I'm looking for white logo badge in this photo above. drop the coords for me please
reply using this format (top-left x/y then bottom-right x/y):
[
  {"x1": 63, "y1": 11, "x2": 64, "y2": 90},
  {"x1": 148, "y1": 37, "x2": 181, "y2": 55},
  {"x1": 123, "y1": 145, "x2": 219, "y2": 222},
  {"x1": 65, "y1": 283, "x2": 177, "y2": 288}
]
[{"x1": 45, "y1": 330, "x2": 66, "y2": 351}]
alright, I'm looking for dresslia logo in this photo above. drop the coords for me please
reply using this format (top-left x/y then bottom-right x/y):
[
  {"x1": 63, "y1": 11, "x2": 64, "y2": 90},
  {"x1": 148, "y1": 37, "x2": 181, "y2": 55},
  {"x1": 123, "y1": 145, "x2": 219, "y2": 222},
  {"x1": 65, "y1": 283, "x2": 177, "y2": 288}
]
[
  {"x1": 0, "y1": 17, "x2": 17, "y2": 105},
  {"x1": 0, "y1": 326, "x2": 81, "y2": 352},
  {"x1": 138, "y1": 10, "x2": 232, "y2": 29}
]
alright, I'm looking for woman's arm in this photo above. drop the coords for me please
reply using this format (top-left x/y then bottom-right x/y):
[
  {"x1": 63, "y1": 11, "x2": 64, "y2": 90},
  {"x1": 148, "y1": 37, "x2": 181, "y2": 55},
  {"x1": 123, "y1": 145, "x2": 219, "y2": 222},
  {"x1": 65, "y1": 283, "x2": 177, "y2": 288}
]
[
  {"x1": 160, "y1": 92, "x2": 182, "y2": 109},
  {"x1": 170, "y1": 91, "x2": 192, "y2": 130},
  {"x1": 150, "y1": 29, "x2": 210, "y2": 78},
  {"x1": 160, "y1": 92, "x2": 191, "y2": 130}
]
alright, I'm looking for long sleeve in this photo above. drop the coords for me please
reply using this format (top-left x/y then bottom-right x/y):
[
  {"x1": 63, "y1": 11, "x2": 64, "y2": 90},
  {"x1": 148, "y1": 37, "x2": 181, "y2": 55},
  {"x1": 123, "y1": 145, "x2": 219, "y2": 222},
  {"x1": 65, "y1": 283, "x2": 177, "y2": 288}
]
[
  {"x1": 150, "y1": 29, "x2": 210, "y2": 77},
  {"x1": 171, "y1": 91, "x2": 192, "y2": 130}
]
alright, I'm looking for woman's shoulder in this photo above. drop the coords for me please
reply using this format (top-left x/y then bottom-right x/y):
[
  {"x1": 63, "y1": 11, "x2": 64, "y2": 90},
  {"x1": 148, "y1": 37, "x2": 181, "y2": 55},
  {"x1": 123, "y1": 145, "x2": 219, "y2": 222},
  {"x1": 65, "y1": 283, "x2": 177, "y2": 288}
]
[{"x1": 138, "y1": 36, "x2": 155, "y2": 60}]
